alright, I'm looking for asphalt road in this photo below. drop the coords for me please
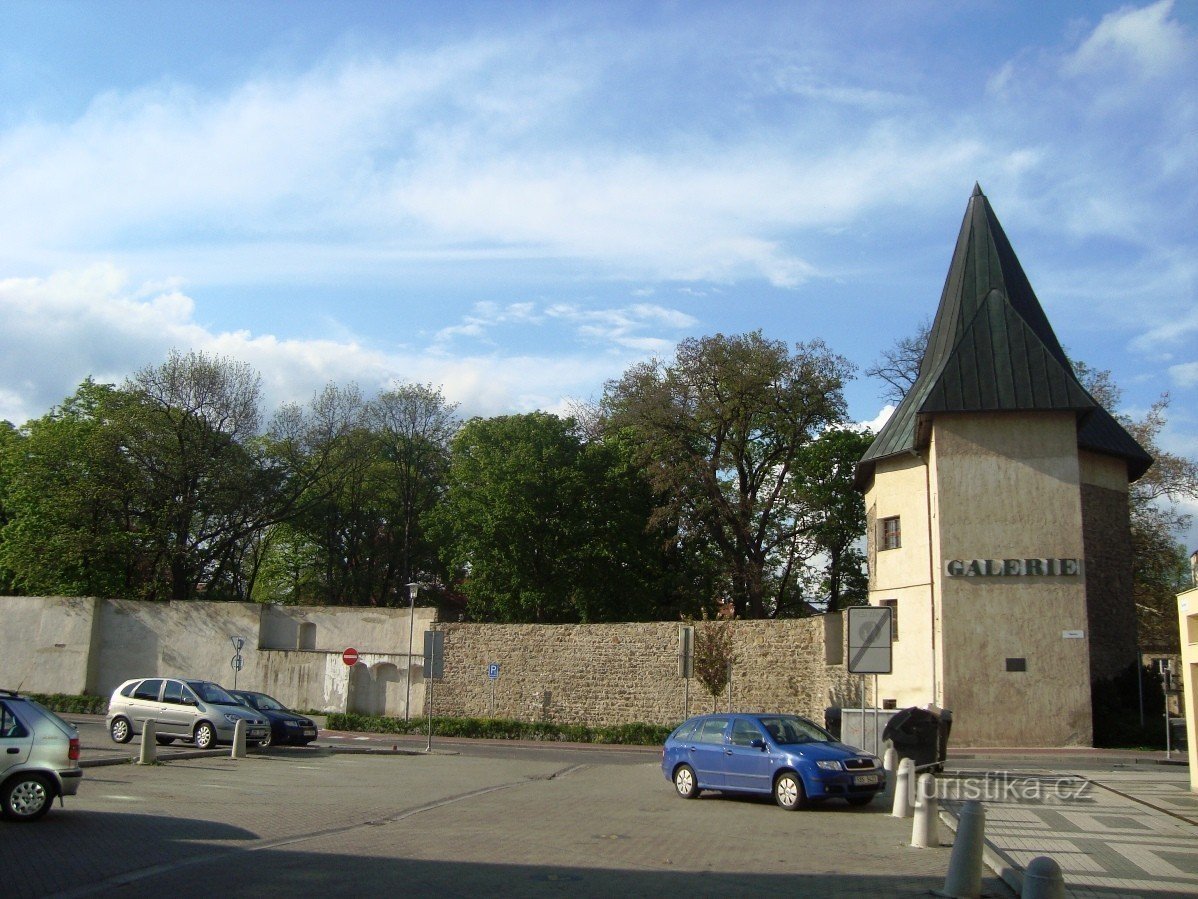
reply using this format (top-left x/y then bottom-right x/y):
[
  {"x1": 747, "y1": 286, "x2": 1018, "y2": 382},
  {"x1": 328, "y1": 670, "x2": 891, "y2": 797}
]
[{"x1": 6, "y1": 715, "x2": 1012, "y2": 898}]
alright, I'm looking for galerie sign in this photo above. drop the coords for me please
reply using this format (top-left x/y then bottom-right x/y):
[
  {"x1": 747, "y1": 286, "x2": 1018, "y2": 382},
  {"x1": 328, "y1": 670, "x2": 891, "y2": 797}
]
[{"x1": 945, "y1": 558, "x2": 1081, "y2": 577}]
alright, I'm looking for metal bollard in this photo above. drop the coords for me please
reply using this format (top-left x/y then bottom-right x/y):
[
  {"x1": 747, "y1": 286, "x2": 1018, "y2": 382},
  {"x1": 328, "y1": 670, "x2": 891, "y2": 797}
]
[
  {"x1": 891, "y1": 757, "x2": 914, "y2": 817},
  {"x1": 1021, "y1": 856, "x2": 1065, "y2": 899},
  {"x1": 138, "y1": 719, "x2": 158, "y2": 765},
  {"x1": 231, "y1": 719, "x2": 247, "y2": 759},
  {"x1": 912, "y1": 772, "x2": 940, "y2": 848},
  {"x1": 940, "y1": 799, "x2": 985, "y2": 898}
]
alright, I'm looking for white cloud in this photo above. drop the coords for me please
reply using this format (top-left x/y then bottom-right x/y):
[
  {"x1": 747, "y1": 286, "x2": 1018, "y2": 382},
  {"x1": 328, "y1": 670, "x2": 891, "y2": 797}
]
[
  {"x1": 0, "y1": 266, "x2": 650, "y2": 426},
  {"x1": 1063, "y1": 0, "x2": 1188, "y2": 79},
  {"x1": 859, "y1": 404, "x2": 895, "y2": 433}
]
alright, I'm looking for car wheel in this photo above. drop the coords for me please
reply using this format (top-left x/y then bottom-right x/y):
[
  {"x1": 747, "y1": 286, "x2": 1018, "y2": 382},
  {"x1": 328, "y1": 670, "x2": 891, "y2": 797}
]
[
  {"x1": 2, "y1": 773, "x2": 54, "y2": 822},
  {"x1": 155, "y1": 735, "x2": 176, "y2": 746},
  {"x1": 193, "y1": 721, "x2": 217, "y2": 750},
  {"x1": 774, "y1": 772, "x2": 807, "y2": 810},
  {"x1": 846, "y1": 794, "x2": 874, "y2": 807},
  {"x1": 673, "y1": 764, "x2": 701, "y2": 799},
  {"x1": 110, "y1": 716, "x2": 132, "y2": 744}
]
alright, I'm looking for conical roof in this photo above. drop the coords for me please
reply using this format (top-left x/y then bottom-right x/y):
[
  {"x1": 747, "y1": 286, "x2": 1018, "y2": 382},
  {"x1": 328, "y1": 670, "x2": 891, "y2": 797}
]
[{"x1": 856, "y1": 185, "x2": 1152, "y2": 488}]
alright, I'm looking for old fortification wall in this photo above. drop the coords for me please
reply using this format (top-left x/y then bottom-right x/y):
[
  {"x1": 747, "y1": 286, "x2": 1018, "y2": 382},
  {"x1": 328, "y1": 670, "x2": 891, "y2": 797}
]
[
  {"x1": 0, "y1": 596, "x2": 857, "y2": 727},
  {"x1": 432, "y1": 618, "x2": 862, "y2": 727}
]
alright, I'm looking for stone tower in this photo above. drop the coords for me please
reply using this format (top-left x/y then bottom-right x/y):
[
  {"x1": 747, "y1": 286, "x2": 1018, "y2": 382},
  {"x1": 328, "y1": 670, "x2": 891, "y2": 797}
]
[{"x1": 855, "y1": 185, "x2": 1151, "y2": 747}]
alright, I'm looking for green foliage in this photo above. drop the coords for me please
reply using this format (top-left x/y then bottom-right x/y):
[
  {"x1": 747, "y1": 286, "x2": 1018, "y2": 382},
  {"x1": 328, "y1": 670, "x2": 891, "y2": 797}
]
[
  {"x1": 25, "y1": 693, "x2": 108, "y2": 715},
  {"x1": 428, "y1": 412, "x2": 679, "y2": 622},
  {"x1": 602, "y1": 331, "x2": 854, "y2": 618},
  {"x1": 692, "y1": 617, "x2": 736, "y2": 700},
  {"x1": 790, "y1": 428, "x2": 872, "y2": 612},
  {"x1": 327, "y1": 712, "x2": 673, "y2": 745}
]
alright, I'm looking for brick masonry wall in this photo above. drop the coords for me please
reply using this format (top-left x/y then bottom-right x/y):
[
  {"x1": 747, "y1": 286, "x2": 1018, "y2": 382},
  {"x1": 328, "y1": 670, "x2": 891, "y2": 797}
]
[
  {"x1": 1081, "y1": 482, "x2": 1139, "y2": 682},
  {"x1": 430, "y1": 617, "x2": 863, "y2": 728}
]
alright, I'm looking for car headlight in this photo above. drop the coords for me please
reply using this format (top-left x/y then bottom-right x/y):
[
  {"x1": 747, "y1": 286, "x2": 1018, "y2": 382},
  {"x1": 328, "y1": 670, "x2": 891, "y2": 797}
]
[
  {"x1": 815, "y1": 760, "x2": 842, "y2": 771},
  {"x1": 223, "y1": 713, "x2": 240, "y2": 724},
  {"x1": 286, "y1": 720, "x2": 300, "y2": 727}
]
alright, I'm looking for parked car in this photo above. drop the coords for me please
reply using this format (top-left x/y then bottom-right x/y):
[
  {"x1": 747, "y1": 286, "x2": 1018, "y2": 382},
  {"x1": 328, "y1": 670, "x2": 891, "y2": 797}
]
[
  {"x1": 106, "y1": 678, "x2": 270, "y2": 749},
  {"x1": 661, "y1": 713, "x2": 885, "y2": 809},
  {"x1": 228, "y1": 690, "x2": 319, "y2": 747},
  {"x1": 0, "y1": 689, "x2": 83, "y2": 822}
]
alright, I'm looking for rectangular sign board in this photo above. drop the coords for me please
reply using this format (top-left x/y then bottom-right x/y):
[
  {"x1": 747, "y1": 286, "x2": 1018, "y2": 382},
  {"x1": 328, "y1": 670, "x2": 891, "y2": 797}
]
[
  {"x1": 846, "y1": 606, "x2": 893, "y2": 675},
  {"x1": 423, "y1": 630, "x2": 445, "y2": 679}
]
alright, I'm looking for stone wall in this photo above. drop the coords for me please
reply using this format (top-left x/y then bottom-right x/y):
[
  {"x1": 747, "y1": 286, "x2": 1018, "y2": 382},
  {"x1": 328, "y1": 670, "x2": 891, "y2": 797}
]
[
  {"x1": 431, "y1": 617, "x2": 862, "y2": 727},
  {"x1": 0, "y1": 595, "x2": 861, "y2": 728}
]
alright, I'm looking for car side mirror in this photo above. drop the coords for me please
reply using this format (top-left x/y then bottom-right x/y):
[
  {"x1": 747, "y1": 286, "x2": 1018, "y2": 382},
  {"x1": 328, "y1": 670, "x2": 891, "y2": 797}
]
[{"x1": 750, "y1": 738, "x2": 766, "y2": 750}]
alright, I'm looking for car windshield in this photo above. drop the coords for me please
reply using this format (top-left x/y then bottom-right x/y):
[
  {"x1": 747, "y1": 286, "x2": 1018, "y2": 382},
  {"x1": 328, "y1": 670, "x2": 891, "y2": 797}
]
[
  {"x1": 757, "y1": 715, "x2": 832, "y2": 745},
  {"x1": 247, "y1": 693, "x2": 285, "y2": 711},
  {"x1": 186, "y1": 681, "x2": 238, "y2": 705}
]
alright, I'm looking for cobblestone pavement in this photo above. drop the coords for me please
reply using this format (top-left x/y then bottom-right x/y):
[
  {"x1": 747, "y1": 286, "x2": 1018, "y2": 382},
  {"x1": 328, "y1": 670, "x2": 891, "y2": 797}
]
[
  {"x1": 940, "y1": 758, "x2": 1198, "y2": 898},
  {"x1": 4, "y1": 749, "x2": 1012, "y2": 898}
]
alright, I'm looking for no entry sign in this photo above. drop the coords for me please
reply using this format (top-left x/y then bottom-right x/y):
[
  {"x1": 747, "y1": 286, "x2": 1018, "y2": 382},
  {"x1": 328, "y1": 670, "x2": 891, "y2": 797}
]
[{"x1": 342, "y1": 647, "x2": 360, "y2": 666}]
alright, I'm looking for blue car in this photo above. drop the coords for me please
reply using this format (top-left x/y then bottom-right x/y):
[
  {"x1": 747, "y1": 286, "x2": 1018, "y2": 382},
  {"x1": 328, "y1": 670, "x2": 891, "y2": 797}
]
[{"x1": 661, "y1": 713, "x2": 885, "y2": 809}]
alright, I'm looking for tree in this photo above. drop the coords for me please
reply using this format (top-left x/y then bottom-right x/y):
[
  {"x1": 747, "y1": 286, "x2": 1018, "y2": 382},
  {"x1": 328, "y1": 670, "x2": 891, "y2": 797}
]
[
  {"x1": 428, "y1": 412, "x2": 678, "y2": 623},
  {"x1": 0, "y1": 381, "x2": 144, "y2": 597},
  {"x1": 367, "y1": 384, "x2": 459, "y2": 592},
  {"x1": 601, "y1": 331, "x2": 854, "y2": 618},
  {"x1": 122, "y1": 350, "x2": 280, "y2": 600},
  {"x1": 789, "y1": 428, "x2": 872, "y2": 612},
  {"x1": 692, "y1": 617, "x2": 736, "y2": 711},
  {"x1": 862, "y1": 318, "x2": 930, "y2": 406}
]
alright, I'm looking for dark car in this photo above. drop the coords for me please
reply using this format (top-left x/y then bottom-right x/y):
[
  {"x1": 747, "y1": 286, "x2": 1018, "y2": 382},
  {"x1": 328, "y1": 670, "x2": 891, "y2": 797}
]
[
  {"x1": 228, "y1": 690, "x2": 318, "y2": 747},
  {"x1": 661, "y1": 713, "x2": 884, "y2": 810}
]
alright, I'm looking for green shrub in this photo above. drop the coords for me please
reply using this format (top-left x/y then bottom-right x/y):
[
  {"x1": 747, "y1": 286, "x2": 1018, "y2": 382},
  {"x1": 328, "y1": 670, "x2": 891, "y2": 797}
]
[
  {"x1": 325, "y1": 713, "x2": 672, "y2": 745},
  {"x1": 26, "y1": 693, "x2": 108, "y2": 715}
]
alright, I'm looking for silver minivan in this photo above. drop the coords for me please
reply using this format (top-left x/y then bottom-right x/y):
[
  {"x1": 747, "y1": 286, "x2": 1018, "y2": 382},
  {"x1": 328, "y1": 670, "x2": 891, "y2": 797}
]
[
  {"x1": 1, "y1": 689, "x2": 83, "y2": 821},
  {"x1": 107, "y1": 678, "x2": 270, "y2": 749}
]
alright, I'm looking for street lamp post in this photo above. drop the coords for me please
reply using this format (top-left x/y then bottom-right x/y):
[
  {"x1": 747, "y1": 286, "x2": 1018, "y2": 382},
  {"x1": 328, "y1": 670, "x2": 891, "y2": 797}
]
[{"x1": 405, "y1": 582, "x2": 420, "y2": 720}]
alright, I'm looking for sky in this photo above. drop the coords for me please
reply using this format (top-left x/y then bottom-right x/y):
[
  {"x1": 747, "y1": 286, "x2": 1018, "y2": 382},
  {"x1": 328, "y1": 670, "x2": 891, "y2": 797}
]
[{"x1": 1, "y1": 1, "x2": 1196, "y2": 543}]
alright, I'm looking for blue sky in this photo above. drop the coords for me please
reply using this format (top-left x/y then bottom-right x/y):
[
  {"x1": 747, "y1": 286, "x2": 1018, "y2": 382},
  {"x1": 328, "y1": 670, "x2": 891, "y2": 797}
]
[{"x1": 1, "y1": 1, "x2": 1196, "y2": 537}]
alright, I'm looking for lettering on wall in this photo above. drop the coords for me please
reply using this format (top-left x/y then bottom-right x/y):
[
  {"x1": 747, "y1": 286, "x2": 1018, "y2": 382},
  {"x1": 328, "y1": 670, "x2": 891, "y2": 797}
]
[{"x1": 944, "y1": 558, "x2": 1082, "y2": 577}]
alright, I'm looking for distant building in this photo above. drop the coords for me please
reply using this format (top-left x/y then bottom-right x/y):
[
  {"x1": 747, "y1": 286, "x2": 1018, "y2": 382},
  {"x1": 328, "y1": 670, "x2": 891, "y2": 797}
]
[{"x1": 855, "y1": 185, "x2": 1152, "y2": 747}]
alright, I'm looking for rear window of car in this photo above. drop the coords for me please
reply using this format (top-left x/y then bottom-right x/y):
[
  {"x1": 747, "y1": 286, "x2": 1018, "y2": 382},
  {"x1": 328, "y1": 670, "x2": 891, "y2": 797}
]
[
  {"x1": 23, "y1": 698, "x2": 76, "y2": 737},
  {"x1": 670, "y1": 720, "x2": 699, "y2": 742}
]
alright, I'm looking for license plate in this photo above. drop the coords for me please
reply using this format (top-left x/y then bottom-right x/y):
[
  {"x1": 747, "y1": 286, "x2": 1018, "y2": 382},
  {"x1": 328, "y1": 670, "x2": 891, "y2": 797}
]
[
  {"x1": 855, "y1": 774, "x2": 880, "y2": 786},
  {"x1": 302, "y1": 728, "x2": 316, "y2": 736}
]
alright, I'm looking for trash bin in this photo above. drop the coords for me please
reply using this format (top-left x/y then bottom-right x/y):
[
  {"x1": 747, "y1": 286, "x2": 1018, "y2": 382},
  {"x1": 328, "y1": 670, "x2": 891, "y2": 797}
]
[
  {"x1": 1170, "y1": 717, "x2": 1188, "y2": 752},
  {"x1": 824, "y1": 707, "x2": 842, "y2": 741},
  {"x1": 882, "y1": 706, "x2": 951, "y2": 773}
]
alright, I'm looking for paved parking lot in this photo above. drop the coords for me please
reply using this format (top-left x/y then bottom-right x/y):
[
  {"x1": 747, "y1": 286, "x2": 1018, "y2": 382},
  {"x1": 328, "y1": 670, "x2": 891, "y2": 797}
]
[{"x1": 4, "y1": 744, "x2": 1011, "y2": 898}]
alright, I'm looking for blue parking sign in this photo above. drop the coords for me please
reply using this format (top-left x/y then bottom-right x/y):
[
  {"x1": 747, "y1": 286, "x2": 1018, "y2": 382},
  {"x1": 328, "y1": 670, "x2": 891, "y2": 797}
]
[{"x1": 488, "y1": 663, "x2": 500, "y2": 680}]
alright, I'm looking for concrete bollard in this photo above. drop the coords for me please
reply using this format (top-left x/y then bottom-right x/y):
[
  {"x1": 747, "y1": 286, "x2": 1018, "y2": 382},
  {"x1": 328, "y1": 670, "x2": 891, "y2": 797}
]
[
  {"x1": 912, "y1": 773, "x2": 940, "y2": 848},
  {"x1": 883, "y1": 746, "x2": 898, "y2": 774},
  {"x1": 138, "y1": 719, "x2": 158, "y2": 765},
  {"x1": 1021, "y1": 856, "x2": 1066, "y2": 899},
  {"x1": 940, "y1": 799, "x2": 985, "y2": 898},
  {"x1": 232, "y1": 719, "x2": 247, "y2": 759},
  {"x1": 891, "y1": 757, "x2": 915, "y2": 817}
]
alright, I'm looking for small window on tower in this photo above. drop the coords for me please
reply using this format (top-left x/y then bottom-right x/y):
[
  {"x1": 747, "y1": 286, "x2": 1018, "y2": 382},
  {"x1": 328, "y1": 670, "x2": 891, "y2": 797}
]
[{"x1": 881, "y1": 516, "x2": 901, "y2": 551}]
